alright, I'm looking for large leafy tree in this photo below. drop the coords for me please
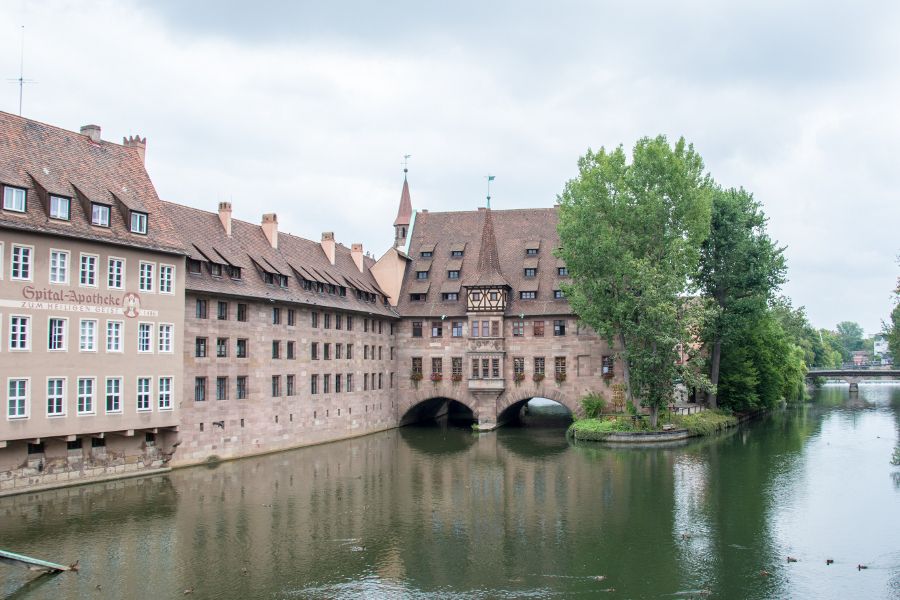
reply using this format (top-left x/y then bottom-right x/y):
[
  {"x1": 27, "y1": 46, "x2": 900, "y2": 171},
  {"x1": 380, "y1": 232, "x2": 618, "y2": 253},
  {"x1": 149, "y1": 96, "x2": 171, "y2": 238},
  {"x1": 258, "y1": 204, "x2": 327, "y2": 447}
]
[
  {"x1": 557, "y1": 136, "x2": 712, "y2": 426},
  {"x1": 696, "y1": 187, "x2": 786, "y2": 408},
  {"x1": 888, "y1": 271, "x2": 900, "y2": 358},
  {"x1": 835, "y1": 321, "x2": 865, "y2": 361}
]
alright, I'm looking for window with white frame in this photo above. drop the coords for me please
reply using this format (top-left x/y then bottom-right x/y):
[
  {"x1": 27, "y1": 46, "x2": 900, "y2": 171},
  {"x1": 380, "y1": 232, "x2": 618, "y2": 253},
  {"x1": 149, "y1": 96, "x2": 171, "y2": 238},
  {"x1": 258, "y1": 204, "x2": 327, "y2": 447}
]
[
  {"x1": 47, "y1": 378, "x2": 65, "y2": 416},
  {"x1": 3, "y1": 186, "x2": 26, "y2": 212},
  {"x1": 158, "y1": 323, "x2": 173, "y2": 353},
  {"x1": 130, "y1": 211, "x2": 148, "y2": 234},
  {"x1": 77, "y1": 377, "x2": 94, "y2": 414},
  {"x1": 48, "y1": 317, "x2": 67, "y2": 351},
  {"x1": 139, "y1": 261, "x2": 154, "y2": 292},
  {"x1": 7, "y1": 378, "x2": 28, "y2": 418},
  {"x1": 106, "y1": 320, "x2": 122, "y2": 352},
  {"x1": 49, "y1": 250, "x2": 69, "y2": 284},
  {"x1": 11, "y1": 245, "x2": 31, "y2": 280},
  {"x1": 107, "y1": 257, "x2": 124, "y2": 289},
  {"x1": 138, "y1": 323, "x2": 152, "y2": 353},
  {"x1": 137, "y1": 377, "x2": 151, "y2": 411},
  {"x1": 79, "y1": 319, "x2": 97, "y2": 351},
  {"x1": 91, "y1": 203, "x2": 110, "y2": 227},
  {"x1": 80, "y1": 254, "x2": 97, "y2": 287},
  {"x1": 9, "y1": 315, "x2": 29, "y2": 350},
  {"x1": 49, "y1": 195, "x2": 70, "y2": 220},
  {"x1": 158, "y1": 377, "x2": 172, "y2": 410},
  {"x1": 159, "y1": 264, "x2": 174, "y2": 294},
  {"x1": 105, "y1": 377, "x2": 121, "y2": 413}
]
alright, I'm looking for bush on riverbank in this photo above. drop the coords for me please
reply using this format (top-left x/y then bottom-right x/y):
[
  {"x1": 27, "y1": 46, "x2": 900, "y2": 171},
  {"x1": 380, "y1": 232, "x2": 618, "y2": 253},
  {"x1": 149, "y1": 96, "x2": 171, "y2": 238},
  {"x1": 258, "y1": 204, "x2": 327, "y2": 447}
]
[
  {"x1": 568, "y1": 409, "x2": 739, "y2": 441},
  {"x1": 670, "y1": 410, "x2": 738, "y2": 436},
  {"x1": 567, "y1": 417, "x2": 636, "y2": 441}
]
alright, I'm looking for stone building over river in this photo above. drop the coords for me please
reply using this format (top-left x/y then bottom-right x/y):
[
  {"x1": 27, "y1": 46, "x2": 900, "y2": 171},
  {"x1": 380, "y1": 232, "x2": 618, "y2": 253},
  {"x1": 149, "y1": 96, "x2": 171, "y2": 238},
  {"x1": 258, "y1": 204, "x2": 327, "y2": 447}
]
[{"x1": 0, "y1": 111, "x2": 620, "y2": 493}]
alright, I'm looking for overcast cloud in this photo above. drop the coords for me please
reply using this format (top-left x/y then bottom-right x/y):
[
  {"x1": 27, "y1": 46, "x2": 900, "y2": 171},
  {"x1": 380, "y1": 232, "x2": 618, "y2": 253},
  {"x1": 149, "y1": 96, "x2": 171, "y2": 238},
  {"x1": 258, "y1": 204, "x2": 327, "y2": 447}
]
[{"x1": 1, "y1": 0, "x2": 897, "y2": 333}]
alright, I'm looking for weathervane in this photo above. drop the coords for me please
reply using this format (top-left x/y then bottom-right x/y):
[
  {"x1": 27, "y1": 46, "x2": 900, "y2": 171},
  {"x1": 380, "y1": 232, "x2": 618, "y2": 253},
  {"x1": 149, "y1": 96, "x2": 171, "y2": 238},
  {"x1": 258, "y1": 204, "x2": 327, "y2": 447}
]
[
  {"x1": 485, "y1": 174, "x2": 495, "y2": 208},
  {"x1": 402, "y1": 154, "x2": 411, "y2": 175},
  {"x1": 6, "y1": 26, "x2": 36, "y2": 116}
]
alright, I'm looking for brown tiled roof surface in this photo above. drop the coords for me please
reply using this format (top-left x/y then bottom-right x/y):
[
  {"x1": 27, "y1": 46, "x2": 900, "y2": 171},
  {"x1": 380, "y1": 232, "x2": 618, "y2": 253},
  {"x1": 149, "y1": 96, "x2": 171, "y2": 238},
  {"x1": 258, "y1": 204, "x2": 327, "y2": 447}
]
[
  {"x1": 398, "y1": 206, "x2": 571, "y2": 317},
  {"x1": 162, "y1": 201, "x2": 397, "y2": 317},
  {"x1": 466, "y1": 208, "x2": 510, "y2": 287},
  {"x1": 393, "y1": 177, "x2": 412, "y2": 226},
  {"x1": 0, "y1": 111, "x2": 183, "y2": 254}
]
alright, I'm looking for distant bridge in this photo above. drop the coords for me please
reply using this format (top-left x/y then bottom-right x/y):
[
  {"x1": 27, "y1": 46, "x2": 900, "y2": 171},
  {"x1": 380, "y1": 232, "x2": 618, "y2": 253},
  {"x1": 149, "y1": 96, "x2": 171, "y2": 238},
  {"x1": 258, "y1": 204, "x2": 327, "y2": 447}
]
[{"x1": 806, "y1": 368, "x2": 900, "y2": 392}]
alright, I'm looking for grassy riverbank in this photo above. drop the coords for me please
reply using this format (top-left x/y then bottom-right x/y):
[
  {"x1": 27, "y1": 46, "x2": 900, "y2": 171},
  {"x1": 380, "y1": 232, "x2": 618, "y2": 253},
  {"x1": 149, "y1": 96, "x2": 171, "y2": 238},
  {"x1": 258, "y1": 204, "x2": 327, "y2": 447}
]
[{"x1": 568, "y1": 409, "x2": 739, "y2": 442}]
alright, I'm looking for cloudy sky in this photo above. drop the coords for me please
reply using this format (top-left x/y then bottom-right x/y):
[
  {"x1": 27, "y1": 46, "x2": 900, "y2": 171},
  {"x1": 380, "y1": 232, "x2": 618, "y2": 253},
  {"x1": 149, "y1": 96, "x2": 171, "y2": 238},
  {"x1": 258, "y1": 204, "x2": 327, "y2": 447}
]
[{"x1": 1, "y1": 0, "x2": 898, "y2": 333}]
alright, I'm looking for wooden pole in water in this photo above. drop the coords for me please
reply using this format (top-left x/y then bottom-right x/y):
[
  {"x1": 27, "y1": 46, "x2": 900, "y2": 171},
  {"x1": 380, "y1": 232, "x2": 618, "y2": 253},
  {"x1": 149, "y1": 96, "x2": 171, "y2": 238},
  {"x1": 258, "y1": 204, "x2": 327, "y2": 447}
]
[{"x1": 0, "y1": 549, "x2": 75, "y2": 573}]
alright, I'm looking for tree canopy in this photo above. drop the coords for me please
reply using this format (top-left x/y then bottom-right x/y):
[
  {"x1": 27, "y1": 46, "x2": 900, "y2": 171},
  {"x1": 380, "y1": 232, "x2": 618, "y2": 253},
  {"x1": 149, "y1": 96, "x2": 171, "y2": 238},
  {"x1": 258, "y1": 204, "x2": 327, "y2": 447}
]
[{"x1": 557, "y1": 135, "x2": 712, "y2": 426}]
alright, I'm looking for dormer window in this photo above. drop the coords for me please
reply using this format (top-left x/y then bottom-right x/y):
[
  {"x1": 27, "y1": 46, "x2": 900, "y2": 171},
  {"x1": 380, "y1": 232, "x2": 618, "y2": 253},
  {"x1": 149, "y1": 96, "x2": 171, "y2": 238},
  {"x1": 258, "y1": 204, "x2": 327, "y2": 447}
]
[
  {"x1": 448, "y1": 270, "x2": 460, "y2": 279},
  {"x1": 410, "y1": 293, "x2": 426, "y2": 302},
  {"x1": 558, "y1": 267, "x2": 569, "y2": 276},
  {"x1": 520, "y1": 291, "x2": 536, "y2": 300},
  {"x1": 416, "y1": 271, "x2": 429, "y2": 280},
  {"x1": 91, "y1": 203, "x2": 110, "y2": 226},
  {"x1": 524, "y1": 268, "x2": 537, "y2": 278},
  {"x1": 443, "y1": 292, "x2": 459, "y2": 301},
  {"x1": 228, "y1": 266, "x2": 242, "y2": 280},
  {"x1": 451, "y1": 250, "x2": 463, "y2": 257},
  {"x1": 554, "y1": 289, "x2": 564, "y2": 299},
  {"x1": 264, "y1": 272, "x2": 275, "y2": 285},
  {"x1": 526, "y1": 248, "x2": 538, "y2": 256},
  {"x1": 130, "y1": 211, "x2": 148, "y2": 234},
  {"x1": 3, "y1": 185, "x2": 26, "y2": 212},
  {"x1": 49, "y1": 195, "x2": 70, "y2": 220},
  {"x1": 420, "y1": 251, "x2": 433, "y2": 258},
  {"x1": 188, "y1": 259, "x2": 202, "y2": 274},
  {"x1": 210, "y1": 263, "x2": 223, "y2": 277},
  {"x1": 279, "y1": 275, "x2": 289, "y2": 288}
]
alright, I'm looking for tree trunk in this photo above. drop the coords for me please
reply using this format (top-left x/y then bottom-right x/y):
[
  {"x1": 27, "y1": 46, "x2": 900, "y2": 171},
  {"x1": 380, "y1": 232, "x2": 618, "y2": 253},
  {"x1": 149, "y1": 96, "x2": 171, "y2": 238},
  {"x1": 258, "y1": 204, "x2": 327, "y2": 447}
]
[
  {"x1": 649, "y1": 404, "x2": 658, "y2": 428},
  {"x1": 707, "y1": 337, "x2": 722, "y2": 409},
  {"x1": 617, "y1": 332, "x2": 633, "y2": 406}
]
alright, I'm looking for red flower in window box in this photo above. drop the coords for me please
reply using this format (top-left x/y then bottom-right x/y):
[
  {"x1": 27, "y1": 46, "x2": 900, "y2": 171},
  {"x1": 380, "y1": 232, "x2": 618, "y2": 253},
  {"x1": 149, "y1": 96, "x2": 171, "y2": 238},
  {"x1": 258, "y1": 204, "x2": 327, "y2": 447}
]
[
  {"x1": 430, "y1": 372, "x2": 443, "y2": 383},
  {"x1": 451, "y1": 373, "x2": 463, "y2": 383},
  {"x1": 514, "y1": 372, "x2": 526, "y2": 383},
  {"x1": 555, "y1": 372, "x2": 567, "y2": 384},
  {"x1": 532, "y1": 373, "x2": 545, "y2": 383}
]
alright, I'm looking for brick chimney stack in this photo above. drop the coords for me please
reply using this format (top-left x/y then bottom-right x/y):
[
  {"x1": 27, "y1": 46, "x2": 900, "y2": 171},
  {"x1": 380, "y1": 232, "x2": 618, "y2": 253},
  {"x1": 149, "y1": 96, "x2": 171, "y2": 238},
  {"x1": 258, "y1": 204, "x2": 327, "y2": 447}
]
[
  {"x1": 351, "y1": 243, "x2": 364, "y2": 273},
  {"x1": 123, "y1": 135, "x2": 147, "y2": 163},
  {"x1": 80, "y1": 124, "x2": 101, "y2": 143},
  {"x1": 261, "y1": 213, "x2": 278, "y2": 249},
  {"x1": 321, "y1": 232, "x2": 336, "y2": 265},
  {"x1": 218, "y1": 202, "x2": 232, "y2": 236}
]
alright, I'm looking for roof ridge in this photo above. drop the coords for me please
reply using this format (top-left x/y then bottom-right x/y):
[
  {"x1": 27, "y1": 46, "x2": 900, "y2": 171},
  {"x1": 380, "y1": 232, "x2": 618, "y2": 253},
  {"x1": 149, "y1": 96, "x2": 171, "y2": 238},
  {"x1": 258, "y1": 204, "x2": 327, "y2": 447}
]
[{"x1": 0, "y1": 110, "x2": 135, "y2": 149}]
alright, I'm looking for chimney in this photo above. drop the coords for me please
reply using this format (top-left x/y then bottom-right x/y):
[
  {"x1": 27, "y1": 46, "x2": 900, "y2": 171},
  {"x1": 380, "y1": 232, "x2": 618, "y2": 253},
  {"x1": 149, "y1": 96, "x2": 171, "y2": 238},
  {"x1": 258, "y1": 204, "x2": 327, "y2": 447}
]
[
  {"x1": 80, "y1": 124, "x2": 101, "y2": 143},
  {"x1": 123, "y1": 135, "x2": 147, "y2": 163},
  {"x1": 218, "y1": 202, "x2": 232, "y2": 236},
  {"x1": 261, "y1": 213, "x2": 278, "y2": 249},
  {"x1": 351, "y1": 243, "x2": 364, "y2": 273},
  {"x1": 321, "y1": 232, "x2": 336, "y2": 265}
]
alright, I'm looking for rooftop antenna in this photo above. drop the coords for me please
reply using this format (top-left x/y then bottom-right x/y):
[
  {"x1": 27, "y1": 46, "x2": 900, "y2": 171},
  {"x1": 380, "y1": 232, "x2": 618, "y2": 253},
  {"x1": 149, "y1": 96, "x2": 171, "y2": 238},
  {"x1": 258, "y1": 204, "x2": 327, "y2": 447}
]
[
  {"x1": 485, "y1": 174, "x2": 495, "y2": 208},
  {"x1": 401, "y1": 154, "x2": 411, "y2": 177},
  {"x1": 6, "y1": 26, "x2": 36, "y2": 116}
]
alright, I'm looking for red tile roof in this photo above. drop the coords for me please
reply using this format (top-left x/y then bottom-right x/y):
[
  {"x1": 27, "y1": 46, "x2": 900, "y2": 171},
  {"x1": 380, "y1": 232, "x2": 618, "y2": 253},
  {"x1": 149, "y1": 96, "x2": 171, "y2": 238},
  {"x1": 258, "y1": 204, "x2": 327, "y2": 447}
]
[
  {"x1": 0, "y1": 111, "x2": 183, "y2": 255},
  {"x1": 398, "y1": 206, "x2": 571, "y2": 317},
  {"x1": 393, "y1": 176, "x2": 412, "y2": 226},
  {"x1": 162, "y1": 201, "x2": 398, "y2": 318}
]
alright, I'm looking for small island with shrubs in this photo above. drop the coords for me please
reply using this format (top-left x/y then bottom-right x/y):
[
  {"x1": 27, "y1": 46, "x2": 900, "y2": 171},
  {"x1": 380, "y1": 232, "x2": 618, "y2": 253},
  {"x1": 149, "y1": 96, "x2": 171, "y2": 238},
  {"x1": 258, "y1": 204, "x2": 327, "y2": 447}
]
[{"x1": 567, "y1": 393, "x2": 739, "y2": 443}]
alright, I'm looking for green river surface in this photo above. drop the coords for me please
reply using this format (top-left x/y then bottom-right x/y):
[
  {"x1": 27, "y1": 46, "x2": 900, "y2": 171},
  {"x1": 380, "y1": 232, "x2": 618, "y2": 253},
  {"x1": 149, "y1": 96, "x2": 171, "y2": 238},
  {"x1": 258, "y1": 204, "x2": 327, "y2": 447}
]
[{"x1": 1, "y1": 384, "x2": 899, "y2": 599}]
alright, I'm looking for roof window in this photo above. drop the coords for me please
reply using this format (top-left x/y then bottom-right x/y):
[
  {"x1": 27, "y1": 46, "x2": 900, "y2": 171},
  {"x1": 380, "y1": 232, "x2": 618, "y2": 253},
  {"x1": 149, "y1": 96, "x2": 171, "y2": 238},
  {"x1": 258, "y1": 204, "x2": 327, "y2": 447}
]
[
  {"x1": 130, "y1": 211, "x2": 148, "y2": 234},
  {"x1": 2, "y1": 186, "x2": 26, "y2": 212},
  {"x1": 49, "y1": 195, "x2": 70, "y2": 220},
  {"x1": 91, "y1": 203, "x2": 110, "y2": 227}
]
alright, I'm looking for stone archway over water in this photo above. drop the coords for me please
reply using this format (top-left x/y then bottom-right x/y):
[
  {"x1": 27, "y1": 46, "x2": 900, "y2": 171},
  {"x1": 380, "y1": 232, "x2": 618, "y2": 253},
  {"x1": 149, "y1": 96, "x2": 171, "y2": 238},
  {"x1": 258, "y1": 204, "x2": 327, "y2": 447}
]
[{"x1": 399, "y1": 396, "x2": 477, "y2": 426}]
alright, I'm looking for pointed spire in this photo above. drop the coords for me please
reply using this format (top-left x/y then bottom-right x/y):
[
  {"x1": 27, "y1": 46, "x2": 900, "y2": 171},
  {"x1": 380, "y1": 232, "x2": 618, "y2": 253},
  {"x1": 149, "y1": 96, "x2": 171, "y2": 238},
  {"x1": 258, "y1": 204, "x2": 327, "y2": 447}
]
[
  {"x1": 393, "y1": 174, "x2": 412, "y2": 226},
  {"x1": 468, "y1": 207, "x2": 509, "y2": 287}
]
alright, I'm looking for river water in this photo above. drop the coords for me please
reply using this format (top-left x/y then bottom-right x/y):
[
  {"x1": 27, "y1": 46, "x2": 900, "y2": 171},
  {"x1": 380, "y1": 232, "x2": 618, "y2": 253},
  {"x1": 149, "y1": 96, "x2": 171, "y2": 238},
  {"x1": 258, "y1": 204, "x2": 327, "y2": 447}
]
[{"x1": 1, "y1": 385, "x2": 898, "y2": 599}]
